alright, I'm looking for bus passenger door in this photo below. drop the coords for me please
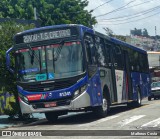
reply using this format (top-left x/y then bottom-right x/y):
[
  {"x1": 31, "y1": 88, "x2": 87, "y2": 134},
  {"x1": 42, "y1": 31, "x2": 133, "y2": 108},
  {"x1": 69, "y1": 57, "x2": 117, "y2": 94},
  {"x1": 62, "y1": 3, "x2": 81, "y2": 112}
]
[
  {"x1": 111, "y1": 45, "x2": 126, "y2": 103},
  {"x1": 124, "y1": 51, "x2": 133, "y2": 100},
  {"x1": 105, "y1": 44, "x2": 117, "y2": 103}
]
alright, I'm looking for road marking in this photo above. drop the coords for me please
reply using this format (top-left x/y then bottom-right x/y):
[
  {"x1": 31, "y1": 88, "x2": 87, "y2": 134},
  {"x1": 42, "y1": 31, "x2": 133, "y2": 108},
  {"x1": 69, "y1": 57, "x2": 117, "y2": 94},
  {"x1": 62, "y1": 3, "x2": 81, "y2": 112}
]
[
  {"x1": 78, "y1": 115, "x2": 120, "y2": 127},
  {"x1": 141, "y1": 117, "x2": 160, "y2": 127},
  {"x1": 117, "y1": 115, "x2": 146, "y2": 127}
]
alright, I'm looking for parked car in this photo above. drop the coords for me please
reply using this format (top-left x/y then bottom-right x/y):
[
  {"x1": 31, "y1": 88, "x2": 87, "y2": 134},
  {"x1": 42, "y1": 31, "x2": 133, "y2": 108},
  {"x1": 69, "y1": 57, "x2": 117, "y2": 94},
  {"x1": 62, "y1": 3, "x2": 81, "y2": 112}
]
[{"x1": 148, "y1": 81, "x2": 160, "y2": 101}]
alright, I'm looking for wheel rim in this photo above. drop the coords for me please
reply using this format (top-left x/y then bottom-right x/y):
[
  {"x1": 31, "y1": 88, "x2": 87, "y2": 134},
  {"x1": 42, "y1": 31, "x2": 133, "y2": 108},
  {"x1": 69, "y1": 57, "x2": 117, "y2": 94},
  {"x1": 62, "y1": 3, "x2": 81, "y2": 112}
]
[
  {"x1": 102, "y1": 98, "x2": 108, "y2": 112},
  {"x1": 138, "y1": 92, "x2": 141, "y2": 104}
]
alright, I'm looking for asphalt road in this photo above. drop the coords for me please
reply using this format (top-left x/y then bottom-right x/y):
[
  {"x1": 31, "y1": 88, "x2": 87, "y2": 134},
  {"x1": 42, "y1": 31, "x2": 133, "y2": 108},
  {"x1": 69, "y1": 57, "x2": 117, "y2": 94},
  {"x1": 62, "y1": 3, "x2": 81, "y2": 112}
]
[{"x1": 1, "y1": 98, "x2": 160, "y2": 139}]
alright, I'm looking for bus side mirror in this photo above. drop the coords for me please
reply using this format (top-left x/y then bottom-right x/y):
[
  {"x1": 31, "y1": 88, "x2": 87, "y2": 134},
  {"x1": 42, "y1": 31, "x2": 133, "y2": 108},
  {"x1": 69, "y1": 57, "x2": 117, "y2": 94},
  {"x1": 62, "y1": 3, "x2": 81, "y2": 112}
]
[
  {"x1": 88, "y1": 65, "x2": 98, "y2": 78},
  {"x1": 6, "y1": 47, "x2": 15, "y2": 74}
]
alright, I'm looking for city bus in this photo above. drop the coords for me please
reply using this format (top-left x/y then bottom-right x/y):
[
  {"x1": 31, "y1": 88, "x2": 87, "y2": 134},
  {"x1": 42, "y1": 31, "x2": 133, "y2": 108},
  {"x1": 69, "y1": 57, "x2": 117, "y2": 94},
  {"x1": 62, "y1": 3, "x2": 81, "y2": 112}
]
[{"x1": 6, "y1": 24, "x2": 151, "y2": 122}]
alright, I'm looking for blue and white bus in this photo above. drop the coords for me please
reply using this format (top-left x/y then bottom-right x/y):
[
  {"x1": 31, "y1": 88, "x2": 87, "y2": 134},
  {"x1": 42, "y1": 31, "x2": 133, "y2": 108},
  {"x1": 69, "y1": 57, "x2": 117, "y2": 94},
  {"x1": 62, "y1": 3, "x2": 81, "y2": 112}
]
[{"x1": 6, "y1": 24, "x2": 151, "y2": 122}]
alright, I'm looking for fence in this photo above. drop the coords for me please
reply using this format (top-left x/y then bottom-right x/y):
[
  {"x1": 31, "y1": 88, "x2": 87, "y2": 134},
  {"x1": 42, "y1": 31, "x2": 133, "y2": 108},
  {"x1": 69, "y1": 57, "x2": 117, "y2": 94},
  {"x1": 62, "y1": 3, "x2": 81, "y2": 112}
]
[{"x1": 0, "y1": 92, "x2": 14, "y2": 115}]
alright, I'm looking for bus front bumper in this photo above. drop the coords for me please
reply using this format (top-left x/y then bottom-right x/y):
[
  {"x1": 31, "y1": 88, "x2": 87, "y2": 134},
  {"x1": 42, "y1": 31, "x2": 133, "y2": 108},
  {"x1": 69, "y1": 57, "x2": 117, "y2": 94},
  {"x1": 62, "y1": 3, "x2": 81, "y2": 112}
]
[{"x1": 19, "y1": 91, "x2": 91, "y2": 114}]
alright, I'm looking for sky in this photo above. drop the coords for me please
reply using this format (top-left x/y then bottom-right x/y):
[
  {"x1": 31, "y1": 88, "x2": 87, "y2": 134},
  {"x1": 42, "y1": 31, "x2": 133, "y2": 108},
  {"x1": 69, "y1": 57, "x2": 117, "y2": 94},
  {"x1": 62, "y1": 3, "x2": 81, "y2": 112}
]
[{"x1": 86, "y1": 0, "x2": 160, "y2": 36}]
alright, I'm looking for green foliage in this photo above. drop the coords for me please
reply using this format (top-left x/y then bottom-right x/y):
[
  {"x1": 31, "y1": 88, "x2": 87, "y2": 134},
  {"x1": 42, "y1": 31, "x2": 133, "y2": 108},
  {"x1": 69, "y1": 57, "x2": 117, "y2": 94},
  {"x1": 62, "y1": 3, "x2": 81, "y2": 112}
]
[
  {"x1": 0, "y1": 21, "x2": 34, "y2": 117},
  {"x1": 103, "y1": 27, "x2": 114, "y2": 37},
  {"x1": 0, "y1": 0, "x2": 97, "y2": 28}
]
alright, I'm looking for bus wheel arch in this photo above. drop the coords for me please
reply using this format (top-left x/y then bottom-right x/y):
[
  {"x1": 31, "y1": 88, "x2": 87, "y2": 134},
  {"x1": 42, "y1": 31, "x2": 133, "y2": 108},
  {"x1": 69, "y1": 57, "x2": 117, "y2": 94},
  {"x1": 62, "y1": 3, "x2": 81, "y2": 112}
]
[
  {"x1": 103, "y1": 85, "x2": 111, "y2": 106},
  {"x1": 93, "y1": 85, "x2": 110, "y2": 118}
]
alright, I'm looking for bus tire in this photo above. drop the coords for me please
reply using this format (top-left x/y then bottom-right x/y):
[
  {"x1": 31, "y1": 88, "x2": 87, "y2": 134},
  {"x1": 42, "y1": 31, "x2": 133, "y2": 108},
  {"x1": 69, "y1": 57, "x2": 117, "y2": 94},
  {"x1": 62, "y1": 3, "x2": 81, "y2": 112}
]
[
  {"x1": 148, "y1": 96, "x2": 151, "y2": 101},
  {"x1": 127, "y1": 102, "x2": 134, "y2": 108},
  {"x1": 135, "y1": 88, "x2": 141, "y2": 107},
  {"x1": 45, "y1": 112, "x2": 58, "y2": 123},
  {"x1": 93, "y1": 92, "x2": 110, "y2": 118}
]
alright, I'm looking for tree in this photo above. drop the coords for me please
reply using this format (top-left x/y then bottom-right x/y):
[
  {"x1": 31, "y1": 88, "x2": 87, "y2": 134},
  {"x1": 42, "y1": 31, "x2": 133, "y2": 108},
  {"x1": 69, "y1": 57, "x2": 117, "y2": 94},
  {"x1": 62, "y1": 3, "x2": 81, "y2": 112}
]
[
  {"x1": 103, "y1": 27, "x2": 114, "y2": 37},
  {"x1": 0, "y1": 21, "x2": 35, "y2": 119},
  {"x1": 103, "y1": 27, "x2": 126, "y2": 42},
  {"x1": 0, "y1": 0, "x2": 97, "y2": 27}
]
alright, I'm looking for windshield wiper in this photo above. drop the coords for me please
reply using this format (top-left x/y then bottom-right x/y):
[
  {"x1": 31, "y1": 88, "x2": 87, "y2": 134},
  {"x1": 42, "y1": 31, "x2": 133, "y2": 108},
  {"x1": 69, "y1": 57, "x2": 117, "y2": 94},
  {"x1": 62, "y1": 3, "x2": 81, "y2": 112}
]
[
  {"x1": 26, "y1": 44, "x2": 44, "y2": 74},
  {"x1": 53, "y1": 40, "x2": 65, "y2": 61},
  {"x1": 27, "y1": 44, "x2": 41, "y2": 65}
]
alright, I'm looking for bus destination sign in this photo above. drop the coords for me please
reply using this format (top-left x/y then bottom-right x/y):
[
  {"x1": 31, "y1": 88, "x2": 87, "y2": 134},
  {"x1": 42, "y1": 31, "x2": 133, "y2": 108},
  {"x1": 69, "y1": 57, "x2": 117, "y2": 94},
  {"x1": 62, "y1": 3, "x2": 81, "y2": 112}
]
[{"x1": 23, "y1": 29, "x2": 71, "y2": 43}]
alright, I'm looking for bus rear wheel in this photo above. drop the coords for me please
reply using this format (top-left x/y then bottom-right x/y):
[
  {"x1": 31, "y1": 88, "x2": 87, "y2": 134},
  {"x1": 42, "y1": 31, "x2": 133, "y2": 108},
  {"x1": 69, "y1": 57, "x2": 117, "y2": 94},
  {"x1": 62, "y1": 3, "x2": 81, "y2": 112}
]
[
  {"x1": 135, "y1": 88, "x2": 141, "y2": 107},
  {"x1": 148, "y1": 96, "x2": 151, "y2": 101},
  {"x1": 45, "y1": 112, "x2": 58, "y2": 123}
]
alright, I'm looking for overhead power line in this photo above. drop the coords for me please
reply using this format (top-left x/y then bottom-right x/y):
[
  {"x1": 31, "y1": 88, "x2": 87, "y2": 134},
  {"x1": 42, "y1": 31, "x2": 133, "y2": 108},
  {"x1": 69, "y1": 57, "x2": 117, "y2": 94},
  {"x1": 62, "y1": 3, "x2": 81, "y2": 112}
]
[
  {"x1": 98, "y1": 11, "x2": 160, "y2": 25},
  {"x1": 96, "y1": 0, "x2": 155, "y2": 18},
  {"x1": 91, "y1": 0, "x2": 115, "y2": 12},
  {"x1": 98, "y1": 5, "x2": 160, "y2": 21},
  {"x1": 98, "y1": 5, "x2": 160, "y2": 22}
]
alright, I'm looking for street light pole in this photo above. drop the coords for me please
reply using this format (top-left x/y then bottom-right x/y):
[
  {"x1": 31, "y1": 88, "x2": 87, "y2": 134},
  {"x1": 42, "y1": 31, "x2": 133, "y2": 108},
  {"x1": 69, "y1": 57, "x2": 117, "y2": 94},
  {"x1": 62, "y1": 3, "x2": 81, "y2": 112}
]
[{"x1": 34, "y1": 7, "x2": 37, "y2": 20}]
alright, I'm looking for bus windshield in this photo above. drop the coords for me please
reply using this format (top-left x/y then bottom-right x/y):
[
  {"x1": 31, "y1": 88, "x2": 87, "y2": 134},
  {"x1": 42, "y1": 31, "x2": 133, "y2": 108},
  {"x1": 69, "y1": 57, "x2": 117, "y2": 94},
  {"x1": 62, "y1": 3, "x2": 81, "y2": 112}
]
[{"x1": 16, "y1": 41, "x2": 84, "y2": 82}]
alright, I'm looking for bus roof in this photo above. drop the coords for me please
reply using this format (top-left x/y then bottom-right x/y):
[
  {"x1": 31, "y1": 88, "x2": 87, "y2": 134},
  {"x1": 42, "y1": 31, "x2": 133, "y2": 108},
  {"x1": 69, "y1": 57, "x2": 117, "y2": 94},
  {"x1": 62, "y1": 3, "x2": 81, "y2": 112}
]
[
  {"x1": 95, "y1": 31, "x2": 146, "y2": 54},
  {"x1": 15, "y1": 24, "x2": 89, "y2": 36},
  {"x1": 110, "y1": 37, "x2": 147, "y2": 54}
]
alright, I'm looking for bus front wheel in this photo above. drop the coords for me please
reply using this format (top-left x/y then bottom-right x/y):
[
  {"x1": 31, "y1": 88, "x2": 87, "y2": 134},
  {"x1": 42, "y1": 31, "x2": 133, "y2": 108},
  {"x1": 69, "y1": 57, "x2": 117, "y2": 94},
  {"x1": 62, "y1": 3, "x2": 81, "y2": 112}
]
[{"x1": 93, "y1": 95, "x2": 110, "y2": 118}]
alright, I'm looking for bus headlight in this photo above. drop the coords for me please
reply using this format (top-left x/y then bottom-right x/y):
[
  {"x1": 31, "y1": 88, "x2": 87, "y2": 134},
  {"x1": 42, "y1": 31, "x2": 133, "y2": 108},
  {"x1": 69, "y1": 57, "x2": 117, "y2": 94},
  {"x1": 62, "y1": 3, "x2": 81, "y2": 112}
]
[
  {"x1": 74, "y1": 85, "x2": 87, "y2": 98},
  {"x1": 19, "y1": 93, "x2": 29, "y2": 104}
]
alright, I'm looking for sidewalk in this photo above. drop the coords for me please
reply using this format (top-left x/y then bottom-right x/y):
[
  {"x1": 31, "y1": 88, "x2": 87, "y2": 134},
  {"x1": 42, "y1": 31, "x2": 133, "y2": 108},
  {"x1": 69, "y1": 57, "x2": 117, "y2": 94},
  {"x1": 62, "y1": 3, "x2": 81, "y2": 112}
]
[
  {"x1": 0, "y1": 113, "x2": 45, "y2": 129},
  {"x1": 0, "y1": 115, "x2": 17, "y2": 129}
]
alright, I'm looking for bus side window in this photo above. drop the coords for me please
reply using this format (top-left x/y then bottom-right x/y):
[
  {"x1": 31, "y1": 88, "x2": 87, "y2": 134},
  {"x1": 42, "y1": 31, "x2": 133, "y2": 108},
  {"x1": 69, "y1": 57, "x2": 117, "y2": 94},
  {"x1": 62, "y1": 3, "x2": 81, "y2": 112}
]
[
  {"x1": 139, "y1": 53, "x2": 149, "y2": 73},
  {"x1": 133, "y1": 51, "x2": 140, "y2": 71},
  {"x1": 113, "y1": 45, "x2": 124, "y2": 70},
  {"x1": 104, "y1": 42, "x2": 112, "y2": 68},
  {"x1": 95, "y1": 36, "x2": 106, "y2": 66},
  {"x1": 84, "y1": 35, "x2": 96, "y2": 65}
]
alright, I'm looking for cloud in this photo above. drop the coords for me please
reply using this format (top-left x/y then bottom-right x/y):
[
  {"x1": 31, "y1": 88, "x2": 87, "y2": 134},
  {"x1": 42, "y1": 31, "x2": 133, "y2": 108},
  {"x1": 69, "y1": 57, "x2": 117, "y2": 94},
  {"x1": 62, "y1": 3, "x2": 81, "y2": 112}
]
[{"x1": 86, "y1": 0, "x2": 160, "y2": 36}]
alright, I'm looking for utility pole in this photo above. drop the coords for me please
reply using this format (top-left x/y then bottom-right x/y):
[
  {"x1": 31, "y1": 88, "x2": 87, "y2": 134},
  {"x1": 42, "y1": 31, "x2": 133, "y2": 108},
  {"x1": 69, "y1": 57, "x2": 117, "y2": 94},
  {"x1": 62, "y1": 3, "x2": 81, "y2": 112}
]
[
  {"x1": 155, "y1": 26, "x2": 157, "y2": 51},
  {"x1": 34, "y1": 7, "x2": 37, "y2": 20},
  {"x1": 155, "y1": 26, "x2": 157, "y2": 36}
]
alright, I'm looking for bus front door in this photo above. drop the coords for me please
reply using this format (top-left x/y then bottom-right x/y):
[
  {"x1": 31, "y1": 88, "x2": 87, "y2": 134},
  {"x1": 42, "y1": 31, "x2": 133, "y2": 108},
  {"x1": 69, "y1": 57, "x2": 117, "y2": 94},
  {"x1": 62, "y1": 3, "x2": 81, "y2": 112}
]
[
  {"x1": 111, "y1": 45, "x2": 125, "y2": 103},
  {"x1": 105, "y1": 44, "x2": 117, "y2": 103}
]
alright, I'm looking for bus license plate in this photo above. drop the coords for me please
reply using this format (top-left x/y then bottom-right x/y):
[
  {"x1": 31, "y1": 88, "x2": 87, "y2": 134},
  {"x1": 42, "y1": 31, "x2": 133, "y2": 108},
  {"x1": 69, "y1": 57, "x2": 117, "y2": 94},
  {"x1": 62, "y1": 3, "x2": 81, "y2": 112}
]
[{"x1": 44, "y1": 102, "x2": 57, "y2": 108}]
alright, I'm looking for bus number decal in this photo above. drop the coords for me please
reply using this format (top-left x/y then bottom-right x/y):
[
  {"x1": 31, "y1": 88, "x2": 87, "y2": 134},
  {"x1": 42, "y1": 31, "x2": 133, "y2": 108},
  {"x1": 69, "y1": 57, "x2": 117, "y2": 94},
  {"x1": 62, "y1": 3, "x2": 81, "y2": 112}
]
[{"x1": 59, "y1": 92, "x2": 71, "y2": 97}]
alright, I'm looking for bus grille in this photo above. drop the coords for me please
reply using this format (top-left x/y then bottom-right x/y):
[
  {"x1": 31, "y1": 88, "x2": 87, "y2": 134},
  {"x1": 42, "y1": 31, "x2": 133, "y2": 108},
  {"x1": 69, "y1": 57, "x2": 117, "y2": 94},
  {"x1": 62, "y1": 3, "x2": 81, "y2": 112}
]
[{"x1": 19, "y1": 79, "x2": 77, "y2": 92}]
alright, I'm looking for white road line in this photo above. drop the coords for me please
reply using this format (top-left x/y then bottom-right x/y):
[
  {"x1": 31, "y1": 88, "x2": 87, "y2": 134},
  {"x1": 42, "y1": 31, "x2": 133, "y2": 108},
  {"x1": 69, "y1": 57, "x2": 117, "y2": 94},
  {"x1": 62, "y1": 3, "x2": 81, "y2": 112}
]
[
  {"x1": 78, "y1": 115, "x2": 120, "y2": 127},
  {"x1": 117, "y1": 115, "x2": 146, "y2": 127},
  {"x1": 141, "y1": 117, "x2": 160, "y2": 127}
]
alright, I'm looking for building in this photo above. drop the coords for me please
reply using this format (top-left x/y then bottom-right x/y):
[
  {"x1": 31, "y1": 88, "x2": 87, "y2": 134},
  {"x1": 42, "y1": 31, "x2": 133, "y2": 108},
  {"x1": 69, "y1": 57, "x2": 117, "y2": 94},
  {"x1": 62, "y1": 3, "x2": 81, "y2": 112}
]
[{"x1": 126, "y1": 35, "x2": 160, "y2": 51}]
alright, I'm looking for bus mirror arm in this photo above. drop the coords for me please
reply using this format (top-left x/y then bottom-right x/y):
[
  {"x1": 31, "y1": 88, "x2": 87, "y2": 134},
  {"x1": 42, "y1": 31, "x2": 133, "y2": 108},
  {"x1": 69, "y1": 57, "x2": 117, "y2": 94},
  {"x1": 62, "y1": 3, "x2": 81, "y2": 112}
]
[{"x1": 6, "y1": 47, "x2": 15, "y2": 74}]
